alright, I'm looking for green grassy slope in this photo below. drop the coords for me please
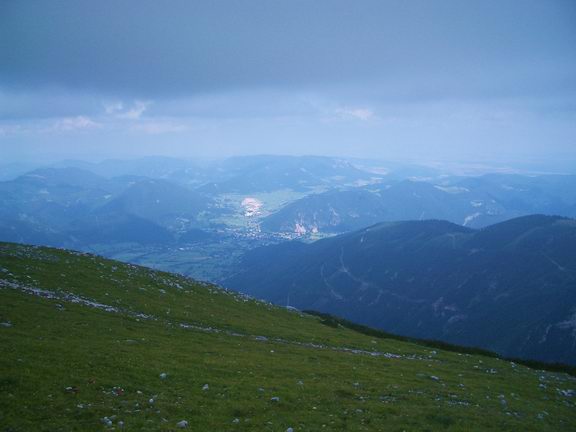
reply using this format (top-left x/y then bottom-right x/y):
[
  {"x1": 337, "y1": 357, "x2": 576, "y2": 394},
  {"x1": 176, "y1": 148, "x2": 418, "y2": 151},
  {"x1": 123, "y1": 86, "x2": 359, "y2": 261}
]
[{"x1": 0, "y1": 242, "x2": 575, "y2": 431}]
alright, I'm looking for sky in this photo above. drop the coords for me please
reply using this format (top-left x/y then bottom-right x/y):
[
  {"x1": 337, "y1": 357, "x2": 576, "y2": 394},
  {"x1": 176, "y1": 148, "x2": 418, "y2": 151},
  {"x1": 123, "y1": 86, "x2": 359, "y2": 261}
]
[{"x1": 1, "y1": 0, "x2": 575, "y2": 166}]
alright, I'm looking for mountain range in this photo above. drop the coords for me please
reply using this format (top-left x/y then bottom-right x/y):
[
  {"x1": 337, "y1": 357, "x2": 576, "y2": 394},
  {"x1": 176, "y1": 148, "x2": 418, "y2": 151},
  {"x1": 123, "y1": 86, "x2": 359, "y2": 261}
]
[
  {"x1": 225, "y1": 215, "x2": 576, "y2": 365},
  {"x1": 261, "y1": 174, "x2": 576, "y2": 234},
  {"x1": 0, "y1": 167, "x2": 213, "y2": 248}
]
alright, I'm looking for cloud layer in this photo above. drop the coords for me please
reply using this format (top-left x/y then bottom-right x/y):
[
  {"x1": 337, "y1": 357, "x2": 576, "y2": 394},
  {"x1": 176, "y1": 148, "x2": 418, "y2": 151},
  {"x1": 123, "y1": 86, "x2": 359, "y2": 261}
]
[
  {"x1": 2, "y1": 0, "x2": 575, "y2": 98},
  {"x1": 0, "y1": 0, "x2": 575, "y2": 165}
]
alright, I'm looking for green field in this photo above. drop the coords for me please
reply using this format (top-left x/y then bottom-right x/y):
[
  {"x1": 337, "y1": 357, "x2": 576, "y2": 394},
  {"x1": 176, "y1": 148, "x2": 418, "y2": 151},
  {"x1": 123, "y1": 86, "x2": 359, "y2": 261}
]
[
  {"x1": 85, "y1": 240, "x2": 250, "y2": 283},
  {"x1": 1, "y1": 242, "x2": 575, "y2": 431}
]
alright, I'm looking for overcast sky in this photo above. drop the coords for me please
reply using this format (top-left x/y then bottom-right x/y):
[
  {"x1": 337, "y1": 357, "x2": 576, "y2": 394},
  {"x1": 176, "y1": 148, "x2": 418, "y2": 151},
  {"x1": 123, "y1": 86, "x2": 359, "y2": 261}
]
[{"x1": 1, "y1": 0, "x2": 575, "y2": 165}]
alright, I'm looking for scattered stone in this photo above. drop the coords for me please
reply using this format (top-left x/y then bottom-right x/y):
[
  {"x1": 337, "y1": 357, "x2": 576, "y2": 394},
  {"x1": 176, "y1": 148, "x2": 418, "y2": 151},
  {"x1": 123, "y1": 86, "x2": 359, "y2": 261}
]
[
  {"x1": 287, "y1": 428, "x2": 294, "y2": 432},
  {"x1": 65, "y1": 386, "x2": 79, "y2": 394},
  {"x1": 558, "y1": 389, "x2": 575, "y2": 397},
  {"x1": 160, "y1": 372, "x2": 168, "y2": 380},
  {"x1": 101, "y1": 417, "x2": 113, "y2": 427},
  {"x1": 176, "y1": 420, "x2": 189, "y2": 428},
  {"x1": 271, "y1": 396, "x2": 280, "y2": 402},
  {"x1": 202, "y1": 384, "x2": 209, "y2": 391},
  {"x1": 1, "y1": 321, "x2": 13, "y2": 327},
  {"x1": 118, "y1": 420, "x2": 124, "y2": 428},
  {"x1": 430, "y1": 376, "x2": 440, "y2": 381},
  {"x1": 149, "y1": 398, "x2": 154, "y2": 404},
  {"x1": 232, "y1": 418, "x2": 240, "y2": 424}
]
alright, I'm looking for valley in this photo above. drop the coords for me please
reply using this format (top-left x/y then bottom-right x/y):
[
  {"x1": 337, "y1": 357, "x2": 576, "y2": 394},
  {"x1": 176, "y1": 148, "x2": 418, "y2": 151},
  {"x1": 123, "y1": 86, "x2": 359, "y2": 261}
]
[{"x1": 1, "y1": 156, "x2": 576, "y2": 285}]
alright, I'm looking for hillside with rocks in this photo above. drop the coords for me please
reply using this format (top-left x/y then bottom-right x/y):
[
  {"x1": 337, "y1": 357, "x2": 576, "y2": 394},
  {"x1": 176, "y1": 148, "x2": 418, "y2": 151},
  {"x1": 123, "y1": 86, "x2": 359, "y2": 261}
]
[{"x1": 1, "y1": 242, "x2": 575, "y2": 430}]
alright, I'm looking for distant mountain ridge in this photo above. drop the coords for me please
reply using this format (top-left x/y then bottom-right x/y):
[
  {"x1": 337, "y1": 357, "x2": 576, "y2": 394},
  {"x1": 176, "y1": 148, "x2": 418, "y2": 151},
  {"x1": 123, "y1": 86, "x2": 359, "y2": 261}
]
[
  {"x1": 261, "y1": 174, "x2": 576, "y2": 234},
  {"x1": 0, "y1": 168, "x2": 213, "y2": 248},
  {"x1": 197, "y1": 155, "x2": 379, "y2": 193},
  {"x1": 225, "y1": 215, "x2": 576, "y2": 365}
]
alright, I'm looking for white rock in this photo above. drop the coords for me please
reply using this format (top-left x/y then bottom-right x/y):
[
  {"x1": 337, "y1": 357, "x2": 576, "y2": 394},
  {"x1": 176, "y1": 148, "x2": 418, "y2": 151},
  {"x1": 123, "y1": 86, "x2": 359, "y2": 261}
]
[
  {"x1": 271, "y1": 396, "x2": 280, "y2": 402},
  {"x1": 287, "y1": 428, "x2": 294, "y2": 432},
  {"x1": 232, "y1": 418, "x2": 240, "y2": 423},
  {"x1": 160, "y1": 372, "x2": 168, "y2": 380},
  {"x1": 176, "y1": 420, "x2": 189, "y2": 428},
  {"x1": 202, "y1": 384, "x2": 209, "y2": 391}
]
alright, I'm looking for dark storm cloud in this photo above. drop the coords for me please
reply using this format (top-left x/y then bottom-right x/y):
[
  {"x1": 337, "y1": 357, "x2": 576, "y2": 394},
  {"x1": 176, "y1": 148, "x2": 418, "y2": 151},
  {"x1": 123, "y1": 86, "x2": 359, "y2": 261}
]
[{"x1": 2, "y1": 0, "x2": 575, "y2": 99}]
